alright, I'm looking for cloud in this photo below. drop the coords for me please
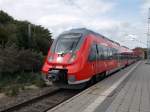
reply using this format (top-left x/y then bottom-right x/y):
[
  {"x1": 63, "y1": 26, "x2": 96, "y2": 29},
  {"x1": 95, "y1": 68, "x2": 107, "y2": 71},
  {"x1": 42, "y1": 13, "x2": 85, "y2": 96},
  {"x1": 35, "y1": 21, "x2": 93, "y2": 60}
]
[
  {"x1": 141, "y1": 0, "x2": 150, "y2": 14},
  {"x1": 37, "y1": 15, "x2": 80, "y2": 26},
  {"x1": 0, "y1": 0, "x2": 147, "y2": 48},
  {"x1": 72, "y1": 0, "x2": 115, "y2": 16},
  {"x1": 0, "y1": 0, "x2": 116, "y2": 33}
]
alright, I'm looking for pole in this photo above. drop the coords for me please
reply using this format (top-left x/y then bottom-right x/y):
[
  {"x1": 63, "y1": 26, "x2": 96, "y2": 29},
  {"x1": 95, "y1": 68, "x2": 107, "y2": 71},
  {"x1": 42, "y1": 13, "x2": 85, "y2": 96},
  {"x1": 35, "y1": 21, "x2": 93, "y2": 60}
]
[
  {"x1": 28, "y1": 23, "x2": 31, "y2": 48},
  {"x1": 147, "y1": 8, "x2": 150, "y2": 63}
]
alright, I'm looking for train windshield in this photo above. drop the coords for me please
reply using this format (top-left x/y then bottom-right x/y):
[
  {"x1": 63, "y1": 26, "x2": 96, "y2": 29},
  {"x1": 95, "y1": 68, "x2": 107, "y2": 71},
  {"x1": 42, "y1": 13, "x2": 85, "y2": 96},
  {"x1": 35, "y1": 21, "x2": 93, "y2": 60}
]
[{"x1": 54, "y1": 33, "x2": 81, "y2": 53}]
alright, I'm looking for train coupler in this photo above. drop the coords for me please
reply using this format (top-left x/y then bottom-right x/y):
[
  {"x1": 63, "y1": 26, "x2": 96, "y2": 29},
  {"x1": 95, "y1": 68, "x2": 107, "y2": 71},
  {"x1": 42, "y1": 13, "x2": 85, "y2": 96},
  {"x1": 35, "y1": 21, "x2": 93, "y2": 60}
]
[{"x1": 48, "y1": 69, "x2": 68, "y2": 83}]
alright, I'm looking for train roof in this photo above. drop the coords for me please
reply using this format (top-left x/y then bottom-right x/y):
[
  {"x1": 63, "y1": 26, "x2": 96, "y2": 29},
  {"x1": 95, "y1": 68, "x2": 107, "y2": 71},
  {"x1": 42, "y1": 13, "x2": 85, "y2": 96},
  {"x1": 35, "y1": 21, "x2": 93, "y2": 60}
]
[
  {"x1": 121, "y1": 46, "x2": 130, "y2": 49},
  {"x1": 62, "y1": 28, "x2": 120, "y2": 46}
]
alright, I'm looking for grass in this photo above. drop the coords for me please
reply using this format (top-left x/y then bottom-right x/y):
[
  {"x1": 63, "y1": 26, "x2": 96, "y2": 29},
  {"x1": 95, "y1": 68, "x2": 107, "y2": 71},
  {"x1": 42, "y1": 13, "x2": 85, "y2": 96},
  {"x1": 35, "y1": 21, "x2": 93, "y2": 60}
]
[{"x1": 0, "y1": 72, "x2": 46, "y2": 96}]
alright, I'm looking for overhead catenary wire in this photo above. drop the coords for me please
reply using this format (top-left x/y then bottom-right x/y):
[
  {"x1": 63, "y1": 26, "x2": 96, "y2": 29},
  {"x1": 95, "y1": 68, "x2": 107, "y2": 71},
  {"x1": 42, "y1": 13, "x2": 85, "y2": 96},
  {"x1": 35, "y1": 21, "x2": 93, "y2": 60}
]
[{"x1": 65, "y1": 0, "x2": 94, "y2": 17}]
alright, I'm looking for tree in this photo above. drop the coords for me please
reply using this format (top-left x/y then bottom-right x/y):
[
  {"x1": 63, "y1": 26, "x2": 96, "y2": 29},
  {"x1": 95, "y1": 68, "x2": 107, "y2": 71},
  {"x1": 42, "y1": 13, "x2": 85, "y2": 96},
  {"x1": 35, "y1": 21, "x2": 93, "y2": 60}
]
[
  {"x1": 0, "y1": 10, "x2": 53, "y2": 75},
  {"x1": 31, "y1": 25, "x2": 52, "y2": 54},
  {"x1": 0, "y1": 26, "x2": 8, "y2": 48},
  {"x1": 0, "y1": 11, "x2": 53, "y2": 54},
  {"x1": 0, "y1": 10, "x2": 13, "y2": 24}
]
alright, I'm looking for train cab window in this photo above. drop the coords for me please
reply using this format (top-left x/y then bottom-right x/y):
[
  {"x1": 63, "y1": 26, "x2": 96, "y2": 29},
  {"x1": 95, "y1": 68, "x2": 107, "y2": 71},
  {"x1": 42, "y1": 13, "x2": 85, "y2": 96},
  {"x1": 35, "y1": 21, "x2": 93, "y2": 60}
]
[
  {"x1": 54, "y1": 33, "x2": 81, "y2": 53},
  {"x1": 88, "y1": 44, "x2": 97, "y2": 61}
]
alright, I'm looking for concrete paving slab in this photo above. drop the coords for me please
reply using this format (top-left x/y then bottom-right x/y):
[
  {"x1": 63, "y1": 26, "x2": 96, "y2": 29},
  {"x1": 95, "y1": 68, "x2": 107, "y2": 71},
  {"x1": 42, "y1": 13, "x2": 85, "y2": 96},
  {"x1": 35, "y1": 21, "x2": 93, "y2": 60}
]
[{"x1": 103, "y1": 61, "x2": 150, "y2": 112}]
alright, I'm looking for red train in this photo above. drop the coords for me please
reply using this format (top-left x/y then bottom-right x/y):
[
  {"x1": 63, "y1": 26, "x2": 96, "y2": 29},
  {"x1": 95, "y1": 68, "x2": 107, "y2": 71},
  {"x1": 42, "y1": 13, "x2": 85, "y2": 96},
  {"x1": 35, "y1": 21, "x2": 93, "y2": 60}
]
[{"x1": 42, "y1": 28, "x2": 138, "y2": 89}]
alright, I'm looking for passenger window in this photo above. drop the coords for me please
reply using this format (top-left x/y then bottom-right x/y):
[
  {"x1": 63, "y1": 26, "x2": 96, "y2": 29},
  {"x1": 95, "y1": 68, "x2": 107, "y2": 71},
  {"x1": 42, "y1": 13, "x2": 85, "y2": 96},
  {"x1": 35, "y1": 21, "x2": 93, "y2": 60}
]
[
  {"x1": 88, "y1": 44, "x2": 97, "y2": 61},
  {"x1": 112, "y1": 49, "x2": 118, "y2": 59},
  {"x1": 108, "y1": 48, "x2": 113, "y2": 59},
  {"x1": 103, "y1": 47, "x2": 108, "y2": 59}
]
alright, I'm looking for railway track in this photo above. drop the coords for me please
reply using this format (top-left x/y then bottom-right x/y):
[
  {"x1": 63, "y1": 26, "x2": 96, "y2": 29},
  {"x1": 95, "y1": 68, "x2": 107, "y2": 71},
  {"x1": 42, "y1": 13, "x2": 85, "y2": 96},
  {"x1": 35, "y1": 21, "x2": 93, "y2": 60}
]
[{"x1": 1, "y1": 89, "x2": 80, "y2": 112}]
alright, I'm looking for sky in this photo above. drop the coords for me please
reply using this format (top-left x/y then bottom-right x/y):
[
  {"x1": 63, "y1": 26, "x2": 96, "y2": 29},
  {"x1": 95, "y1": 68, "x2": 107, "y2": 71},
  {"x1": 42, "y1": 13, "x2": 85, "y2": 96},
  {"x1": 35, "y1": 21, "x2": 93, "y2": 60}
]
[{"x1": 0, "y1": 0, "x2": 150, "y2": 48}]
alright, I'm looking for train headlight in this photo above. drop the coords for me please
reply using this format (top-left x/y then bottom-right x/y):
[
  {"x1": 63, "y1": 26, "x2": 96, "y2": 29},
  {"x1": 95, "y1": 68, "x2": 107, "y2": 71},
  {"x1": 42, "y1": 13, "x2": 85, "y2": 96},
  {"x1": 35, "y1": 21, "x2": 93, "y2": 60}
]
[
  {"x1": 56, "y1": 57, "x2": 63, "y2": 63},
  {"x1": 48, "y1": 56, "x2": 53, "y2": 62},
  {"x1": 68, "y1": 54, "x2": 76, "y2": 63}
]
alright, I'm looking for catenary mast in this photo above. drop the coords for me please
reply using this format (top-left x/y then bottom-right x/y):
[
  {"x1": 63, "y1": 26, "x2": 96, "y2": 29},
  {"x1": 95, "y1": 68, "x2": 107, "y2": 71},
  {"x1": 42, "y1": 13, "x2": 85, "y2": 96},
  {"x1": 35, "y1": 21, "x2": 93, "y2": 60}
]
[{"x1": 147, "y1": 8, "x2": 150, "y2": 63}]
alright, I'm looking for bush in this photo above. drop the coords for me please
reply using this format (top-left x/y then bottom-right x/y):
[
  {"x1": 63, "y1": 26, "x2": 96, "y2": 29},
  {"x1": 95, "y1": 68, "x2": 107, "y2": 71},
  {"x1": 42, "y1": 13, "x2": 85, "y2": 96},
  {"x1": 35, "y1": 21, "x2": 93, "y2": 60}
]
[
  {"x1": 0, "y1": 72, "x2": 46, "y2": 96},
  {"x1": 0, "y1": 45, "x2": 46, "y2": 96},
  {"x1": 0, "y1": 45, "x2": 19, "y2": 73},
  {"x1": 4, "y1": 84, "x2": 20, "y2": 96},
  {"x1": 0, "y1": 45, "x2": 44, "y2": 74},
  {"x1": 17, "y1": 49, "x2": 43, "y2": 72}
]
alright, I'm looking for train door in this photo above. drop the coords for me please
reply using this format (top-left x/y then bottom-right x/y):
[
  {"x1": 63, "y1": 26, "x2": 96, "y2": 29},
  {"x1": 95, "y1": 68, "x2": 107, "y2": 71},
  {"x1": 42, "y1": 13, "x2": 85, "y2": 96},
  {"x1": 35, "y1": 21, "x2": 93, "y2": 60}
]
[
  {"x1": 95, "y1": 44, "x2": 99, "y2": 74},
  {"x1": 88, "y1": 43, "x2": 98, "y2": 75},
  {"x1": 117, "y1": 51, "x2": 121, "y2": 68}
]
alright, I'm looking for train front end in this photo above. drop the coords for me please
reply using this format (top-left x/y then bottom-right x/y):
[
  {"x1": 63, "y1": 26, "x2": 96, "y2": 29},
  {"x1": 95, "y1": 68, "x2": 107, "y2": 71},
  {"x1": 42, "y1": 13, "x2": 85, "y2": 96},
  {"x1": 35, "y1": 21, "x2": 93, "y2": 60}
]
[{"x1": 42, "y1": 32, "x2": 86, "y2": 89}]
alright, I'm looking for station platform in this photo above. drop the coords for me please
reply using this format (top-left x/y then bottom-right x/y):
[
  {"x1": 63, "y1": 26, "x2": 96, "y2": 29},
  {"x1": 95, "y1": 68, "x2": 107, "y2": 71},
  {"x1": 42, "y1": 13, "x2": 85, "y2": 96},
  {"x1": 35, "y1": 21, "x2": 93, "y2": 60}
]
[{"x1": 47, "y1": 61, "x2": 150, "y2": 112}]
